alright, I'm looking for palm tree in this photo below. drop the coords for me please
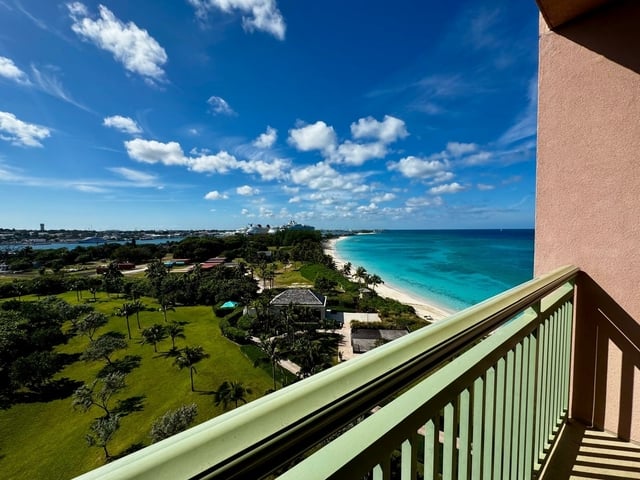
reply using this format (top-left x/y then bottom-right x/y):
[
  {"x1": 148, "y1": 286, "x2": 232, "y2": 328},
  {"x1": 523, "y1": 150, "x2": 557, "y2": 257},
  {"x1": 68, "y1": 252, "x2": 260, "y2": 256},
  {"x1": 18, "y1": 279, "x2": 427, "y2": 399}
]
[
  {"x1": 145, "y1": 259, "x2": 168, "y2": 297},
  {"x1": 255, "y1": 335, "x2": 283, "y2": 391},
  {"x1": 130, "y1": 299, "x2": 145, "y2": 329},
  {"x1": 167, "y1": 321, "x2": 186, "y2": 351},
  {"x1": 103, "y1": 261, "x2": 123, "y2": 297},
  {"x1": 174, "y1": 345, "x2": 208, "y2": 392},
  {"x1": 341, "y1": 262, "x2": 352, "y2": 278},
  {"x1": 369, "y1": 274, "x2": 384, "y2": 292},
  {"x1": 114, "y1": 302, "x2": 134, "y2": 339},
  {"x1": 354, "y1": 266, "x2": 367, "y2": 285},
  {"x1": 141, "y1": 324, "x2": 167, "y2": 353},
  {"x1": 159, "y1": 298, "x2": 175, "y2": 323},
  {"x1": 214, "y1": 380, "x2": 252, "y2": 409}
]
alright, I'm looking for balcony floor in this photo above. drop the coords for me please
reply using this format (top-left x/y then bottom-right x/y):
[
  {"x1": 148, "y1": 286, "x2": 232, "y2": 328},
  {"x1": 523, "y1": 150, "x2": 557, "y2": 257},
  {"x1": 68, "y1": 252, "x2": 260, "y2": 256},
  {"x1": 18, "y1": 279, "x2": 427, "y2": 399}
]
[{"x1": 541, "y1": 420, "x2": 640, "y2": 479}]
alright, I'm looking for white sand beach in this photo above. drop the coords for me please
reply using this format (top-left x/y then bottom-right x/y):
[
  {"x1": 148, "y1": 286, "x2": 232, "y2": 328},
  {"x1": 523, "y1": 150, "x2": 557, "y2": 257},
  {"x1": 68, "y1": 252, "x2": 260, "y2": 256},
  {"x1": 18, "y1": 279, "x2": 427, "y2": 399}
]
[{"x1": 324, "y1": 237, "x2": 454, "y2": 322}]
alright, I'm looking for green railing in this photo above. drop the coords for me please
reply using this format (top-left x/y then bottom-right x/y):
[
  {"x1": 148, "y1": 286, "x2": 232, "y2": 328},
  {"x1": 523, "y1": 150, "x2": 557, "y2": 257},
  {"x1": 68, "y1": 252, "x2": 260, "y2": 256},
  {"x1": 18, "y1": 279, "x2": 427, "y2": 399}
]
[{"x1": 74, "y1": 265, "x2": 578, "y2": 480}]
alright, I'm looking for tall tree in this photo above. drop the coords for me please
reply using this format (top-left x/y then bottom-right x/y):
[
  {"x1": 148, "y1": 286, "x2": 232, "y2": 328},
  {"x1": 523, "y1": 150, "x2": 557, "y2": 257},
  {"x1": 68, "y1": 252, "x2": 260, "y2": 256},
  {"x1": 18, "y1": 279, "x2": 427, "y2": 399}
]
[
  {"x1": 140, "y1": 324, "x2": 167, "y2": 353},
  {"x1": 114, "y1": 303, "x2": 134, "y2": 340},
  {"x1": 86, "y1": 414, "x2": 121, "y2": 461},
  {"x1": 355, "y1": 266, "x2": 368, "y2": 285},
  {"x1": 74, "y1": 312, "x2": 108, "y2": 341},
  {"x1": 103, "y1": 261, "x2": 124, "y2": 296},
  {"x1": 341, "y1": 262, "x2": 352, "y2": 278},
  {"x1": 72, "y1": 372, "x2": 126, "y2": 416},
  {"x1": 81, "y1": 332, "x2": 127, "y2": 366},
  {"x1": 166, "y1": 322, "x2": 185, "y2": 351},
  {"x1": 145, "y1": 259, "x2": 168, "y2": 299},
  {"x1": 130, "y1": 299, "x2": 145, "y2": 330},
  {"x1": 368, "y1": 274, "x2": 383, "y2": 292},
  {"x1": 174, "y1": 345, "x2": 208, "y2": 392},
  {"x1": 255, "y1": 335, "x2": 282, "y2": 391}
]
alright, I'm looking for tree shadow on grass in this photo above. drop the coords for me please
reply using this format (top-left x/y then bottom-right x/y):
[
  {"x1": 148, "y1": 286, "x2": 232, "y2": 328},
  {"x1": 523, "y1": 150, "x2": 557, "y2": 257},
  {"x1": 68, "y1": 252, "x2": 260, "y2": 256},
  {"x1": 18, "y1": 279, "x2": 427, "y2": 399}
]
[
  {"x1": 157, "y1": 347, "x2": 181, "y2": 358},
  {"x1": 57, "y1": 352, "x2": 82, "y2": 367},
  {"x1": 14, "y1": 377, "x2": 84, "y2": 404},
  {"x1": 111, "y1": 442, "x2": 146, "y2": 462},
  {"x1": 113, "y1": 395, "x2": 146, "y2": 416},
  {"x1": 97, "y1": 355, "x2": 142, "y2": 377}
]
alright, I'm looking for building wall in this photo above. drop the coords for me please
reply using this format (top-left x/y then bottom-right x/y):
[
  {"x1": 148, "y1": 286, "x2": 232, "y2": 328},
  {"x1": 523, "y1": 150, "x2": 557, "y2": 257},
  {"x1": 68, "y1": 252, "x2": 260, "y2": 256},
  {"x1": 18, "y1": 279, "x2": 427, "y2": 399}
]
[{"x1": 534, "y1": 0, "x2": 640, "y2": 441}]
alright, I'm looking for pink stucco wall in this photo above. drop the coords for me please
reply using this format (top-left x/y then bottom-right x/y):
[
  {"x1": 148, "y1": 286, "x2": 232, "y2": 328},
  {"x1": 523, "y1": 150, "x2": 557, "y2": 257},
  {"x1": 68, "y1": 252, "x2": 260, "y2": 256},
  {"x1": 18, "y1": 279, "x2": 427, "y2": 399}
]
[{"x1": 534, "y1": 1, "x2": 640, "y2": 441}]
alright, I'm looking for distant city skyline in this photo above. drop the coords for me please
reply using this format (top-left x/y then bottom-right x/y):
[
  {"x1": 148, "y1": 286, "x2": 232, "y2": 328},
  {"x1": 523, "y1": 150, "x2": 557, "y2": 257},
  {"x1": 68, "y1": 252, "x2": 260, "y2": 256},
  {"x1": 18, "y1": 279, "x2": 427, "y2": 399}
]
[{"x1": 0, "y1": 0, "x2": 538, "y2": 230}]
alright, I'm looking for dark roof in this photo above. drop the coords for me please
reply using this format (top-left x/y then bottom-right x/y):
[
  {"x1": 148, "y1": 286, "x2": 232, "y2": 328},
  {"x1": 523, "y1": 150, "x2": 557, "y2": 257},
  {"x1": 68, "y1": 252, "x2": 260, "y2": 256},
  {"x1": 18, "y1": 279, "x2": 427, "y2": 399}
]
[
  {"x1": 351, "y1": 329, "x2": 410, "y2": 353},
  {"x1": 270, "y1": 288, "x2": 326, "y2": 307}
]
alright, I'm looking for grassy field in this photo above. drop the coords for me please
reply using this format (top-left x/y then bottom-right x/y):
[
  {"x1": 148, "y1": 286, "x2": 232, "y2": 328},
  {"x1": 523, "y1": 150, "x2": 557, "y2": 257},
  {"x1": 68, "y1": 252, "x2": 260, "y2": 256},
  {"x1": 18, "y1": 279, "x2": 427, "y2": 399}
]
[{"x1": 0, "y1": 291, "x2": 274, "y2": 479}]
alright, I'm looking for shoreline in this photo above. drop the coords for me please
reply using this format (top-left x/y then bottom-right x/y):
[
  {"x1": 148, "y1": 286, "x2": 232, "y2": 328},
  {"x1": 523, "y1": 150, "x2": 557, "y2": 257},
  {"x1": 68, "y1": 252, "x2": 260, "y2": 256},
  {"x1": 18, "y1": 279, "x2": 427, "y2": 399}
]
[{"x1": 324, "y1": 236, "x2": 455, "y2": 322}]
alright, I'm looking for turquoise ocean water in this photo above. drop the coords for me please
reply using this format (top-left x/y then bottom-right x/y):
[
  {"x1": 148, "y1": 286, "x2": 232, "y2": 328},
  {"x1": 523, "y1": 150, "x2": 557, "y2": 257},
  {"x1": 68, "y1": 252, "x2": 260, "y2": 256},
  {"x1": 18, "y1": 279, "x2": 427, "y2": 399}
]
[{"x1": 335, "y1": 230, "x2": 534, "y2": 312}]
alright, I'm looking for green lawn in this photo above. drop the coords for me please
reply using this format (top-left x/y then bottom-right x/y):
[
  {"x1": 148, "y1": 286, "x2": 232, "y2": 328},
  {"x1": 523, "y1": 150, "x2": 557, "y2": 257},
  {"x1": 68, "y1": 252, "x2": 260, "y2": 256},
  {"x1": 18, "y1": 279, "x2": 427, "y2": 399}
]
[{"x1": 0, "y1": 291, "x2": 274, "y2": 479}]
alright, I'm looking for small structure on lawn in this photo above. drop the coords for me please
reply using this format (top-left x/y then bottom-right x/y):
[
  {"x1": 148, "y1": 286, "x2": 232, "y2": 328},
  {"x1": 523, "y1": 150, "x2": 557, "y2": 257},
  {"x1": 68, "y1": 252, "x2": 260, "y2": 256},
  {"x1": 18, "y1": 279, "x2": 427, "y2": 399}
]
[
  {"x1": 269, "y1": 288, "x2": 327, "y2": 321},
  {"x1": 351, "y1": 329, "x2": 410, "y2": 354}
]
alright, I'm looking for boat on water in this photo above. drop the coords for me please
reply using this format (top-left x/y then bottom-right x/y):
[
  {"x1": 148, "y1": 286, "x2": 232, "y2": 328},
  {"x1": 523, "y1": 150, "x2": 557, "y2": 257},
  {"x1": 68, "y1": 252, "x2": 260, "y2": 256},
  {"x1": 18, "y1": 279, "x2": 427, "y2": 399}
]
[{"x1": 78, "y1": 236, "x2": 107, "y2": 244}]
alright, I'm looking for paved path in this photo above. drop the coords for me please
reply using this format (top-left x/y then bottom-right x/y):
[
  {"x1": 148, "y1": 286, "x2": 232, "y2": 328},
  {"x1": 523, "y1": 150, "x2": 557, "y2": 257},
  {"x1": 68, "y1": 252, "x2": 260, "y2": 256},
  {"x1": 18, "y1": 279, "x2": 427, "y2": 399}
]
[{"x1": 330, "y1": 312, "x2": 380, "y2": 361}]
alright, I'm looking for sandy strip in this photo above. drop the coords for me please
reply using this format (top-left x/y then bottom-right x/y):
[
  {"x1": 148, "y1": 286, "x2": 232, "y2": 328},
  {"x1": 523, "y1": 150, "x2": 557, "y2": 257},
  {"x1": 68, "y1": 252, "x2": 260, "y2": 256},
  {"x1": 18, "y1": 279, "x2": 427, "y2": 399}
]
[{"x1": 324, "y1": 237, "x2": 454, "y2": 322}]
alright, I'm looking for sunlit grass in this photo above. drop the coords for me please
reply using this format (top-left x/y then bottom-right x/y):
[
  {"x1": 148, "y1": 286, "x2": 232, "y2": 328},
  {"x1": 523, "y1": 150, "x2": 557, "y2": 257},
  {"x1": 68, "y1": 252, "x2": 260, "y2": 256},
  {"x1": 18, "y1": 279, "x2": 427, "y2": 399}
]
[{"x1": 0, "y1": 291, "x2": 273, "y2": 479}]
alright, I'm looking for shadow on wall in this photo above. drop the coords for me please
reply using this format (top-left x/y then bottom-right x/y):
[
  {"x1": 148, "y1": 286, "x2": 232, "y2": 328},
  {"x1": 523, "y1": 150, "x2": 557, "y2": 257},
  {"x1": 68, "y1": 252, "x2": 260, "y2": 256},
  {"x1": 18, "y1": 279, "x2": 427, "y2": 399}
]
[
  {"x1": 572, "y1": 272, "x2": 640, "y2": 441},
  {"x1": 556, "y1": 0, "x2": 640, "y2": 75}
]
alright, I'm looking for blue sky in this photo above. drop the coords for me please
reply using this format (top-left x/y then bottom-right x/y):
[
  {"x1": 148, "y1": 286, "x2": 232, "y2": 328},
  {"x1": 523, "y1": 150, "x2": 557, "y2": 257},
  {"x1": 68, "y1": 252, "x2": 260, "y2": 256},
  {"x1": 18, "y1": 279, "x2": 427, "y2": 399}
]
[{"x1": 0, "y1": 0, "x2": 539, "y2": 231}]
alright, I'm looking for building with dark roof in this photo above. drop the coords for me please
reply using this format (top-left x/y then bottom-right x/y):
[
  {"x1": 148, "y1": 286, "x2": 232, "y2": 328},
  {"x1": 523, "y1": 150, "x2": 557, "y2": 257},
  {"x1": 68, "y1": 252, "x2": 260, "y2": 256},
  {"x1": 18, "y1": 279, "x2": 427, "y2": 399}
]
[
  {"x1": 351, "y1": 329, "x2": 410, "y2": 354},
  {"x1": 269, "y1": 288, "x2": 327, "y2": 320}
]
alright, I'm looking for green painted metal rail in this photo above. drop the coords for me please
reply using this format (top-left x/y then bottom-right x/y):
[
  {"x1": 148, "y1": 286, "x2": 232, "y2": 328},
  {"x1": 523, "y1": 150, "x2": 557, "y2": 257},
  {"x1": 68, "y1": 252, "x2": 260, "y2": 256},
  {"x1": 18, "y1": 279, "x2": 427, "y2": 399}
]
[{"x1": 73, "y1": 265, "x2": 578, "y2": 480}]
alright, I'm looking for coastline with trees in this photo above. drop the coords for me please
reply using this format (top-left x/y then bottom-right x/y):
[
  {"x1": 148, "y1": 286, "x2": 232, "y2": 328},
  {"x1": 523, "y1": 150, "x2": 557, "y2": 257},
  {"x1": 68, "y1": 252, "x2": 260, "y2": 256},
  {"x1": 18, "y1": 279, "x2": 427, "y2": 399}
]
[{"x1": 0, "y1": 230, "x2": 430, "y2": 478}]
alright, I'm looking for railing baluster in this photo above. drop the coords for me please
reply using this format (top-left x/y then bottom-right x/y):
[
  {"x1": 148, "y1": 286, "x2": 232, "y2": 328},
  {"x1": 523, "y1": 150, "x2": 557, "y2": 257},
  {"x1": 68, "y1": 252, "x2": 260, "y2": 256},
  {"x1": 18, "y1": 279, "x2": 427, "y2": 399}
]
[
  {"x1": 373, "y1": 457, "x2": 391, "y2": 480},
  {"x1": 401, "y1": 433, "x2": 418, "y2": 479},
  {"x1": 424, "y1": 416, "x2": 440, "y2": 480},
  {"x1": 511, "y1": 341, "x2": 523, "y2": 480},
  {"x1": 524, "y1": 329, "x2": 538, "y2": 480},
  {"x1": 458, "y1": 388, "x2": 471, "y2": 480},
  {"x1": 502, "y1": 349, "x2": 515, "y2": 478},
  {"x1": 471, "y1": 376, "x2": 484, "y2": 478},
  {"x1": 443, "y1": 401, "x2": 456, "y2": 480},
  {"x1": 535, "y1": 318, "x2": 546, "y2": 467},
  {"x1": 482, "y1": 367, "x2": 495, "y2": 480},
  {"x1": 493, "y1": 357, "x2": 506, "y2": 479}
]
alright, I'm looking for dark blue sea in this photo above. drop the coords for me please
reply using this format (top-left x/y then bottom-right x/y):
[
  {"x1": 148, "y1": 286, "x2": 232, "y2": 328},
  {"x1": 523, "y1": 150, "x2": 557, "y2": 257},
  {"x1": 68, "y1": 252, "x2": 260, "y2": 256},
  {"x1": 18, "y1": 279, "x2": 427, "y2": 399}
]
[{"x1": 336, "y1": 230, "x2": 534, "y2": 312}]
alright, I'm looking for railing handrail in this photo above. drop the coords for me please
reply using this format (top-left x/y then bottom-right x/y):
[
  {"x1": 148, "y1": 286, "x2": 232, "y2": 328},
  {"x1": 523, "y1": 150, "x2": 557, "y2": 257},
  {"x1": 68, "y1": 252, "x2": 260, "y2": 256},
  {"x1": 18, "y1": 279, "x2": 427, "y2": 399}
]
[{"x1": 74, "y1": 265, "x2": 579, "y2": 480}]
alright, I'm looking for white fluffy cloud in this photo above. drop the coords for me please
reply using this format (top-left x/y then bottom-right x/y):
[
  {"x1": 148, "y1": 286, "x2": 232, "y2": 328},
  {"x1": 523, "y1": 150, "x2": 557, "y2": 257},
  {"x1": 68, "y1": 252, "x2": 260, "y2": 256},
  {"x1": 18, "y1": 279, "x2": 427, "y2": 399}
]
[
  {"x1": 125, "y1": 138, "x2": 288, "y2": 180},
  {"x1": 190, "y1": 151, "x2": 239, "y2": 173},
  {"x1": 288, "y1": 121, "x2": 337, "y2": 152},
  {"x1": 68, "y1": 2, "x2": 167, "y2": 84},
  {"x1": 207, "y1": 96, "x2": 235, "y2": 116},
  {"x1": 253, "y1": 126, "x2": 277, "y2": 148},
  {"x1": 237, "y1": 185, "x2": 259, "y2": 196},
  {"x1": 371, "y1": 192, "x2": 396, "y2": 203},
  {"x1": 0, "y1": 111, "x2": 50, "y2": 147},
  {"x1": 463, "y1": 151, "x2": 492, "y2": 165},
  {"x1": 291, "y1": 161, "x2": 364, "y2": 191},
  {"x1": 446, "y1": 141, "x2": 477, "y2": 156},
  {"x1": 350, "y1": 115, "x2": 408, "y2": 144},
  {"x1": 0, "y1": 56, "x2": 28, "y2": 83},
  {"x1": 388, "y1": 155, "x2": 450, "y2": 179},
  {"x1": 239, "y1": 158, "x2": 289, "y2": 181},
  {"x1": 429, "y1": 182, "x2": 466, "y2": 194},
  {"x1": 103, "y1": 115, "x2": 142, "y2": 135},
  {"x1": 188, "y1": 0, "x2": 286, "y2": 40},
  {"x1": 204, "y1": 190, "x2": 228, "y2": 200},
  {"x1": 125, "y1": 139, "x2": 187, "y2": 166},
  {"x1": 336, "y1": 141, "x2": 387, "y2": 166}
]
